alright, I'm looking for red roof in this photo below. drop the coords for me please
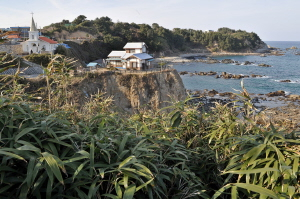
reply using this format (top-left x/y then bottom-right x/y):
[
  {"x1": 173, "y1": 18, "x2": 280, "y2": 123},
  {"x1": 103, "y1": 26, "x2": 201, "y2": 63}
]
[
  {"x1": 7, "y1": 35, "x2": 21, "y2": 39},
  {"x1": 39, "y1": 36, "x2": 57, "y2": 44}
]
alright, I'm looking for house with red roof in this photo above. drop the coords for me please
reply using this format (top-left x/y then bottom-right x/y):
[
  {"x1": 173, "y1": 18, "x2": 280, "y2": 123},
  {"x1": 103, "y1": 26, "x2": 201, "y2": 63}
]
[
  {"x1": 22, "y1": 17, "x2": 58, "y2": 54},
  {"x1": 106, "y1": 42, "x2": 154, "y2": 70},
  {"x1": 7, "y1": 34, "x2": 21, "y2": 44}
]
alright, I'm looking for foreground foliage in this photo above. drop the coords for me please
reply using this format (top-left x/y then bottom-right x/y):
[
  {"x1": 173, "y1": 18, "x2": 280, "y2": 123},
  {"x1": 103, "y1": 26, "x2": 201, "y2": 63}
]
[{"x1": 0, "y1": 57, "x2": 299, "y2": 198}]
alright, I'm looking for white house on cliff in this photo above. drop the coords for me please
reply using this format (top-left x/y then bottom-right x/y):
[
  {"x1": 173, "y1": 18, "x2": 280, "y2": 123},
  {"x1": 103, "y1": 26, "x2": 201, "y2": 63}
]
[
  {"x1": 106, "y1": 42, "x2": 154, "y2": 70},
  {"x1": 22, "y1": 17, "x2": 58, "y2": 54}
]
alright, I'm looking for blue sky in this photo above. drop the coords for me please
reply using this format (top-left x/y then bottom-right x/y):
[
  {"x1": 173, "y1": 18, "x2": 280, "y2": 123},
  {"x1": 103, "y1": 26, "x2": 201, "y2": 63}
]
[{"x1": 1, "y1": 0, "x2": 299, "y2": 41}]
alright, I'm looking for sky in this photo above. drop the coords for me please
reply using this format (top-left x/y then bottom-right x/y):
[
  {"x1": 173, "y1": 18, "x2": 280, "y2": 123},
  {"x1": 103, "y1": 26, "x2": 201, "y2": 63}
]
[{"x1": 0, "y1": 0, "x2": 299, "y2": 41}]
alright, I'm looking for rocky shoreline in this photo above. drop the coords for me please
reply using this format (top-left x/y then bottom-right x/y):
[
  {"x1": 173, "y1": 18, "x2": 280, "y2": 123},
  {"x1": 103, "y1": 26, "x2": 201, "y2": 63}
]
[
  {"x1": 154, "y1": 50, "x2": 284, "y2": 64},
  {"x1": 187, "y1": 89, "x2": 300, "y2": 131}
]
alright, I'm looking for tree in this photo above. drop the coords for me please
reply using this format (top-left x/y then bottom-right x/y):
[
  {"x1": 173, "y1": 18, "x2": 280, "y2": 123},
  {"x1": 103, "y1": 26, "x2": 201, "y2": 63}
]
[
  {"x1": 72, "y1": 15, "x2": 87, "y2": 25},
  {"x1": 94, "y1": 16, "x2": 113, "y2": 34},
  {"x1": 152, "y1": 23, "x2": 159, "y2": 30},
  {"x1": 62, "y1": 19, "x2": 70, "y2": 24}
]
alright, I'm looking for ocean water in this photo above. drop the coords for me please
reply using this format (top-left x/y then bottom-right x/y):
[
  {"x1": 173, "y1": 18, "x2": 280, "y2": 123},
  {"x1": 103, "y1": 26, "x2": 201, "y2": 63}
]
[{"x1": 173, "y1": 41, "x2": 300, "y2": 95}]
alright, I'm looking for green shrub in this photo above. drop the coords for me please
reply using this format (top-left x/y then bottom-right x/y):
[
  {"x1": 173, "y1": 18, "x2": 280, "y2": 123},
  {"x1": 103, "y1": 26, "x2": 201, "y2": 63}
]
[{"x1": 24, "y1": 54, "x2": 51, "y2": 67}]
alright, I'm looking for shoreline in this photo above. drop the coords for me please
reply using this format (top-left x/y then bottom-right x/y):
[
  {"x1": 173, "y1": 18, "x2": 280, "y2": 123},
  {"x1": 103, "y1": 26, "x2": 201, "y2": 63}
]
[
  {"x1": 154, "y1": 51, "x2": 280, "y2": 63},
  {"x1": 187, "y1": 89, "x2": 300, "y2": 131}
]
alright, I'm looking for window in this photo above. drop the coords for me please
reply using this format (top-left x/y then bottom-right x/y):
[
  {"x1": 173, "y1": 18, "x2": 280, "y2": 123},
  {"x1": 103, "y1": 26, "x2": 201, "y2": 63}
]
[
  {"x1": 130, "y1": 49, "x2": 135, "y2": 53},
  {"x1": 32, "y1": 35, "x2": 34, "y2": 39}
]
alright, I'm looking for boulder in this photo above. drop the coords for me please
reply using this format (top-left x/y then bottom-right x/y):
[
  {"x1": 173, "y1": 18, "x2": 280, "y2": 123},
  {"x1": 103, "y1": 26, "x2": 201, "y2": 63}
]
[
  {"x1": 280, "y1": 80, "x2": 291, "y2": 83},
  {"x1": 244, "y1": 61, "x2": 252, "y2": 65},
  {"x1": 207, "y1": 71, "x2": 217, "y2": 75},
  {"x1": 266, "y1": 90, "x2": 285, "y2": 97},
  {"x1": 206, "y1": 58, "x2": 219, "y2": 64},
  {"x1": 219, "y1": 92, "x2": 234, "y2": 97},
  {"x1": 233, "y1": 75, "x2": 242, "y2": 79},
  {"x1": 251, "y1": 74, "x2": 263, "y2": 78},
  {"x1": 208, "y1": 89, "x2": 218, "y2": 97},
  {"x1": 221, "y1": 59, "x2": 235, "y2": 64},
  {"x1": 287, "y1": 95, "x2": 300, "y2": 100},
  {"x1": 179, "y1": 71, "x2": 188, "y2": 75},
  {"x1": 258, "y1": 63, "x2": 271, "y2": 67}
]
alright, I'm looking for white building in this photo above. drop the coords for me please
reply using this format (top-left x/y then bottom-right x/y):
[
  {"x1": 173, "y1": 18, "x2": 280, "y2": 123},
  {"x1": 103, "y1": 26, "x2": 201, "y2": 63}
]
[
  {"x1": 106, "y1": 42, "x2": 154, "y2": 70},
  {"x1": 22, "y1": 17, "x2": 58, "y2": 54}
]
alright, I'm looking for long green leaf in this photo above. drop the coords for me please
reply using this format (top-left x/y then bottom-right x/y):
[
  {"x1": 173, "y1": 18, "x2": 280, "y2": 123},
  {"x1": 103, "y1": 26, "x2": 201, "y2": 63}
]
[
  {"x1": 0, "y1": 150, "x2": 26, "y2": 162},
  {"x1": 119, "y1": 156, "x2": 135, "y2": 169},
  {"x1": 224, "y1": 168, "x2": 279, "y2": 175},
  {"x1": 101, "y1": 194, "x2": 120, "y2": 199},
  {"x1": 15, "y1": 127, "x2": 37, "y2": 141},
  {"x1": 234, "y1": 183, "x2": 279, "y2": 199},
  {"x1": 123, "y1": 184, "x2": 136, "y2": 199},
  {"x1": 42, "y1": 152, "x2": 64, "y2": 185}
]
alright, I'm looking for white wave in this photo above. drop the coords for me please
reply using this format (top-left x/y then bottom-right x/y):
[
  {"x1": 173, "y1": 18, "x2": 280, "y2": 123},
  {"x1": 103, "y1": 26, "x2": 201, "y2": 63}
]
[{"x1": 257, "y1": 76, "x2": 271, "y2": 78}]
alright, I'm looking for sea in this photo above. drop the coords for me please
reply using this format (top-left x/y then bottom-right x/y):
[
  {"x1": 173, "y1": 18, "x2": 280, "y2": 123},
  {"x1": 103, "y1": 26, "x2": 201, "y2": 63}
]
[{"x1": 173, "y1": 41, "x2": 300, "y2": 95}]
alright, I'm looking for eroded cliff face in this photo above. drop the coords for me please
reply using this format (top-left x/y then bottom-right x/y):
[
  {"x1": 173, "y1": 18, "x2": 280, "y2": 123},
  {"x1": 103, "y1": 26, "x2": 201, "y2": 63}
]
[{"x1": 72, "y1": 69, "x2": 186, "y2": 112}]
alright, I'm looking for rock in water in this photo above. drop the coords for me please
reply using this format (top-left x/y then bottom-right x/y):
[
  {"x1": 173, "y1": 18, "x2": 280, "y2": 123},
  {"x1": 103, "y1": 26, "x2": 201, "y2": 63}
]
[
  {"x1": 280, "y1": 80, "x2": 291, "y2": 83},
  {"x1": 208, "y1": 89, "x2": 218, "y2": 97},
  {"x1": 266, "y1": 90, "x2": 285, "y2": 97}
]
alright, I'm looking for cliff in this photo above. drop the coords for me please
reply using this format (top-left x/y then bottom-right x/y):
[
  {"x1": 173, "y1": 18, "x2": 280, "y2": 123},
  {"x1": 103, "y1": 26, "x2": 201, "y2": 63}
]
[
  {"x1": 22, "y1": 69, "x2": 186, "y2": 113},
  {"x1": 71, "y1": 69, "x2": 186, "y2": 113}
]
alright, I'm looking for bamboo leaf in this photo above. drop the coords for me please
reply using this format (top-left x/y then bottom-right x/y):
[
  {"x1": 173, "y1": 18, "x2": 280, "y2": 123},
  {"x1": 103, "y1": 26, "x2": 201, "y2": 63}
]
[
  {"x1": 19, "y1": 184, "x2": 29, "y2": 199},
  {"x1": 0, "y1": 150, "x2": 26, "y2": 162},
  {"x1": 42, "y1": 152, "x2": 64, "y2": 185},
  {"x1": 118, "y1": 133, "x2": 129, "y2": 155},
  {"x1": 123, "y1": 184, "x2": 136, "y2": 199},
  {"x1": 234, "y1": 183, "x2": 279, "y2": 199},
  {"x1": 136, "y1": 178, "x2": 154, "y2": 192},
  {"x1": 231, "y1": 185, "x2": 237, "y2": 199},
  {"x1": 15, "y1": 127, "x2": 38, "y2": 141},
  {"x1": 88, "y1": 177, "x2": 99, "y2": 199},
  {"x1": 119, "y1": 156, "x2": 135, "y2": 169},
  {"x1": 90, "y1": 139, "x2": 95, "y2": 176},
  {"x1": 0, "y1": 185, "x2": 11, "y2": 194},
  {"x1": 288, "y1": 186, "x2": 295, "y2": 199},
  {"x1": 212, "y1": 184, "x2": 234, "y2": 199},
  {"x1": 101, "y1": 194, "x2": 120, "y2": 199},
  {"x1": 115, "y1": 182, "x2": 122, "y2": 199},
  {"x1": 224, "y1": 168, "x2": 279, "y2": 175},
  {"x1": 17, "y1": 140, "x2": 41, "y2": 153},
  {"x1": 73, "y1": 160, "x2": 89, "y2": 181},
  {"x1": 170, "y1": 111, "x2": 182, "y2": 127}
]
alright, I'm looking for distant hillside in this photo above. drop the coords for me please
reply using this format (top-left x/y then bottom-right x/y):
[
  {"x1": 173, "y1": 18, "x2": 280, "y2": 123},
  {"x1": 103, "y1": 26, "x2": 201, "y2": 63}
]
[{"x1": 43, "y1": 15, "x2": 267, "y2": 62}]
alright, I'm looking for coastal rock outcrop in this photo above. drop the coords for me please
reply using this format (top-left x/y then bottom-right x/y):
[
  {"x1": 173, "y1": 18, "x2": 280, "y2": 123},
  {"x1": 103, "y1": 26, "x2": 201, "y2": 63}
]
[
  {"x1": 266, "y1": 90, "x2": 285, "y2": 97},
  {"x1": 287, "y1": 95, "x2": 300, "y2": 100},
  {"x1": 221, "y1": 59, "x2": 235, "y2": 64},
  {"x1": 280, "y1": 80, "x2": 291, "y2": 83},
  {"x1": 244, "y1": 61, "x2": 253, "y2": 65},
  {"x1": 258, "y1": 63, "x2": 271, "y2": 67},
  {"x1": 208, "y1": 89, "x2": 218, "y2": 97}
]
